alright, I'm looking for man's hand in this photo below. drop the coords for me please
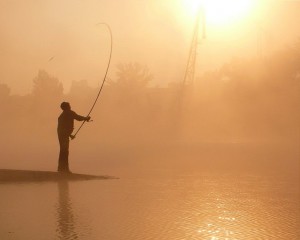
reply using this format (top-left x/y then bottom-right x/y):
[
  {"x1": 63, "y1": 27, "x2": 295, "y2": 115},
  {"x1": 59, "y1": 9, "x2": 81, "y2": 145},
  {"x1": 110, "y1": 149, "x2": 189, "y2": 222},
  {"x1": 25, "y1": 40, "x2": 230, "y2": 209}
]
[{"x1": 86, "y1": 116, "x2": 91, "y2": 122}]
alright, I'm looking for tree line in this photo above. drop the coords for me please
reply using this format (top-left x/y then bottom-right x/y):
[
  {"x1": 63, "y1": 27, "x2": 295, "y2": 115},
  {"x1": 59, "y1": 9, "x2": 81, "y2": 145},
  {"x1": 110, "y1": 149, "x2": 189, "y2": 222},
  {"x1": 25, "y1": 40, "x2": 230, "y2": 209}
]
[{"x1": 1, "y1": 43, "x2": 299, "y2": 147}]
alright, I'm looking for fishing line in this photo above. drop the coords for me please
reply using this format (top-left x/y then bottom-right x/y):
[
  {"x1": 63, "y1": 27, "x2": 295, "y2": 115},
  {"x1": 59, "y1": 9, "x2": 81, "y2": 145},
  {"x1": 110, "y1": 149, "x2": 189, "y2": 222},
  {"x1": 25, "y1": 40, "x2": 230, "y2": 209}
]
[{"x1": 70, "y1": 23, "x2": 113, "y2": 140}]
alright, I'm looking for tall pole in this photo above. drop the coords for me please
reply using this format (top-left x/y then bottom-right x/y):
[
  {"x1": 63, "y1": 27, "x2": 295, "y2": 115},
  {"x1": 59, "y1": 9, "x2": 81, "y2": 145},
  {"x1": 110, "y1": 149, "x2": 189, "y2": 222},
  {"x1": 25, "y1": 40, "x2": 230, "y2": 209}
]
[
  {"x1": 183, "y1": 6, "x2": 206, "y2": 85},
  {"x1": 173, "y1": 6, "x2": 206, "y2": 138}
]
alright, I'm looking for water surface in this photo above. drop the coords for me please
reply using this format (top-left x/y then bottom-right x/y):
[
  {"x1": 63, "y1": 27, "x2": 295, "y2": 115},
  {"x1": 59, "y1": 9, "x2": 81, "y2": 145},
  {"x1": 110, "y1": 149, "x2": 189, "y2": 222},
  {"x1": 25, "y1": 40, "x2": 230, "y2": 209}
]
[{"x1": 0, "y1": 171, "x2": 299, "y2": 240}]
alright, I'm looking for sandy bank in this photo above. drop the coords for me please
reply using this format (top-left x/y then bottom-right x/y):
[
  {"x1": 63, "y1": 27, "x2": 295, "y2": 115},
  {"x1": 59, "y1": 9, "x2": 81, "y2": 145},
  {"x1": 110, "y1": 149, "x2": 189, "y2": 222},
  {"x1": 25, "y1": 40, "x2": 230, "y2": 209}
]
[{"x1": 0, "y1": 169, "x2": 117, "y2": 183}]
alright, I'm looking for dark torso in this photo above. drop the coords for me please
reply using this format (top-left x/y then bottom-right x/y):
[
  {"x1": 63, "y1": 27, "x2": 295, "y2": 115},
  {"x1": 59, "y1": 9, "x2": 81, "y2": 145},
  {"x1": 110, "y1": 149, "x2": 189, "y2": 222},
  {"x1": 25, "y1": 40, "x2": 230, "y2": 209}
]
[{"x1": 57, "y1": 110, "x2": 76, "y2": 135}]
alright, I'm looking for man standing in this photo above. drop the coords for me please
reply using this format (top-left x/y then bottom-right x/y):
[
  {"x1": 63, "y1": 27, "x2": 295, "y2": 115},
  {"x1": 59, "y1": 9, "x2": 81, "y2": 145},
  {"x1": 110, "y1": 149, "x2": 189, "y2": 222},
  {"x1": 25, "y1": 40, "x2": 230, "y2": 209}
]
[{"x1": 57, "y1": 102, "x2": 90, "y2": 173}]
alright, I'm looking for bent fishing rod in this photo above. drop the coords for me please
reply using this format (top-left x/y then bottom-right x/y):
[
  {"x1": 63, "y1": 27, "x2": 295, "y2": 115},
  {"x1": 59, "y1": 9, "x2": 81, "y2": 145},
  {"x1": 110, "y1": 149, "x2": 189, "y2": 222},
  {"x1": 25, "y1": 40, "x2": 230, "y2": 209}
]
[{"x1": 70, "y1": 23, "x2": 113, "y2": 140}]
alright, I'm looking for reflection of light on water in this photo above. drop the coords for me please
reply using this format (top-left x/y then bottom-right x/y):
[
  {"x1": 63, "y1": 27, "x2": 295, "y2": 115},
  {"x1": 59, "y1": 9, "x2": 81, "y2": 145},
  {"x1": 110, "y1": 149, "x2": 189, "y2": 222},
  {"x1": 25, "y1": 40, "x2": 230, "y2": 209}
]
[
  {"x1": 197, "y1": 224, "x2": 236, "y2": 240},
  {"x1": 196, "y1": 198, "x2": 237, "y2": 240},
  {"x1": 0, "y1": 173, "x2": 297, "y2": 239}
]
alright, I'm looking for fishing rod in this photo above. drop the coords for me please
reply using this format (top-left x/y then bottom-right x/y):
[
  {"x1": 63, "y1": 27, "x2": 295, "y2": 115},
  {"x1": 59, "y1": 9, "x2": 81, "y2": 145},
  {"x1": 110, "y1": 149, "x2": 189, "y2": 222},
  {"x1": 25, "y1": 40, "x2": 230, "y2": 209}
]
[{"x1": 70, "y1": 22, "x2": 113, "y2": 140}]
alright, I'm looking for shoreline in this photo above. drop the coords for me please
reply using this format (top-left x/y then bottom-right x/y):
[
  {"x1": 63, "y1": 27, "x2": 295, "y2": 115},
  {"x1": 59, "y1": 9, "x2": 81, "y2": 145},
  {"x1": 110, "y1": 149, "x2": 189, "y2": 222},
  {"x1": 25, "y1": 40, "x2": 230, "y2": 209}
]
[{"x1": 0, "y1": 169, "x2": 117, "y2": 183}]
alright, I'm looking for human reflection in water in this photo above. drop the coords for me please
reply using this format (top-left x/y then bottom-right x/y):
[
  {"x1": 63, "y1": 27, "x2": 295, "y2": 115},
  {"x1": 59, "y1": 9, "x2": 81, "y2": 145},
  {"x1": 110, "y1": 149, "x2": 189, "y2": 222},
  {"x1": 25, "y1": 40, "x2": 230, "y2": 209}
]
[
  {"x1": 56, "y1": 180, "x2": 78, "y2": 240},
  {"x1": 57, "y1": 102, "x2": 91, "y2": 173}
]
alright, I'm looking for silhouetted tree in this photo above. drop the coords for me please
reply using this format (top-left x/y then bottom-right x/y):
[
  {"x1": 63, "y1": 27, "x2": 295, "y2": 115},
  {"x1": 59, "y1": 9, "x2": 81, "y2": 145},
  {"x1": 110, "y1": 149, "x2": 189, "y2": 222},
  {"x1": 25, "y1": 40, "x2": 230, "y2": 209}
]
[
  {"x1": 31, "y1": 70, "x2": 64, "y2": 126},
  {"x1": 69, "y1": 80, "x2": 93, "y2": 97},
  {"x1": 113, "y1": 62, "x2": 153, "y2": 89},
  {"x1": 32, "y1": 70, "x2": 63, "y2": 99},
  {"x1": 103, "y1": 63, "x2": 155, "y2": 142},
  {"x1": 109, "y1": 62, "x2": 153, "y2": 110}
]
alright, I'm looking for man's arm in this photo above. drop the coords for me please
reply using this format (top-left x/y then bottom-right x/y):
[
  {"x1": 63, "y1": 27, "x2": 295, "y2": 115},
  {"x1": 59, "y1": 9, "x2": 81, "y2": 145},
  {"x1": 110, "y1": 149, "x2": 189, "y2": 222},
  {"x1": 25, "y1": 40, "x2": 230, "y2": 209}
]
[{"x1": 72, "y1": 111, "x2": 91, "y2": 121}]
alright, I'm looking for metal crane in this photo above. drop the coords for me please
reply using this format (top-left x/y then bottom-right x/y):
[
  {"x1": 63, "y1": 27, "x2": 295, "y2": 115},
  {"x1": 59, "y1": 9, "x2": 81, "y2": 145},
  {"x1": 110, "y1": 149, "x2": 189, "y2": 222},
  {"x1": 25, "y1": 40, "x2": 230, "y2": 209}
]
[{"x1": 183, "y1": 6, "x2": 206, "y2": 85}]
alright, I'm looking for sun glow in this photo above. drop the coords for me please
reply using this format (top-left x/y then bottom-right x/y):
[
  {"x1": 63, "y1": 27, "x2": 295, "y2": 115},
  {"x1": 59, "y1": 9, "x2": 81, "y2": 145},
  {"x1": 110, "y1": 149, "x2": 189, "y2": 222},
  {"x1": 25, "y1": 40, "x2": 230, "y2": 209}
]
[{"x1": 183, "y1": 0, "x2": 256, "y2": 26}]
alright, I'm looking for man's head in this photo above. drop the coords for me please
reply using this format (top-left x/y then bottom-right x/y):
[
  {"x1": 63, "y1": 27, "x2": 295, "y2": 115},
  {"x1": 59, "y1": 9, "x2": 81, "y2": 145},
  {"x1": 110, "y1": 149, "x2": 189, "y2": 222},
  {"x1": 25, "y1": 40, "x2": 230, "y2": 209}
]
[{"x1": 60, "y1": 102, "x2": 71, "y2": 111}]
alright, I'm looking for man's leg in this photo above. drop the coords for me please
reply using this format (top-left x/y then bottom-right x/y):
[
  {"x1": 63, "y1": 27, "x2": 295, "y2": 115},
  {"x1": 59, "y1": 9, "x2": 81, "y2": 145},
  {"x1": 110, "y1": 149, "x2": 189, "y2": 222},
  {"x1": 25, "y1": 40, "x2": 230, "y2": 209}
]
[{"x1": 58, "y1": 134, "x2": 70, "y2": 172}]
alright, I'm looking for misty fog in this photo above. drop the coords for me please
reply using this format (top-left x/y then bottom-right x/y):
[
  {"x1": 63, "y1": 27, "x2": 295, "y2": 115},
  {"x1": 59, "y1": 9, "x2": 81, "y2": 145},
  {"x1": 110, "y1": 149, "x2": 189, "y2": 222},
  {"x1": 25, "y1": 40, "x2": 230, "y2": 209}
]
[
  {"x1": 1, "y1": 42, "x2": 299, "y2": 177},
  {"x1": 0, "y1": 0, "x2": 299, "y2": 178}
]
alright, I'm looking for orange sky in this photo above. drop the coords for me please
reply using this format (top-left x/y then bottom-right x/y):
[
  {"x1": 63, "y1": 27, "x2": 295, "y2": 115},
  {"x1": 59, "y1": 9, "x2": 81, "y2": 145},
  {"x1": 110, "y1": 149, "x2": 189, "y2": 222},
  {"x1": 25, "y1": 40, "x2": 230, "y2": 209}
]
[{"x1": 0, "y1": 0, "x2": 300, "y2": 94}]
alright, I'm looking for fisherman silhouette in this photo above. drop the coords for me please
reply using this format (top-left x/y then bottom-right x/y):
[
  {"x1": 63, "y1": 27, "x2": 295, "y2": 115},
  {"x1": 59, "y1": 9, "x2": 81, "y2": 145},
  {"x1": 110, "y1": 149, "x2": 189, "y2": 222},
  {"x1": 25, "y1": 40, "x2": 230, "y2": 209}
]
[{"x1": 57, "y1": 102, "x2": 91, "y2": 173}]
